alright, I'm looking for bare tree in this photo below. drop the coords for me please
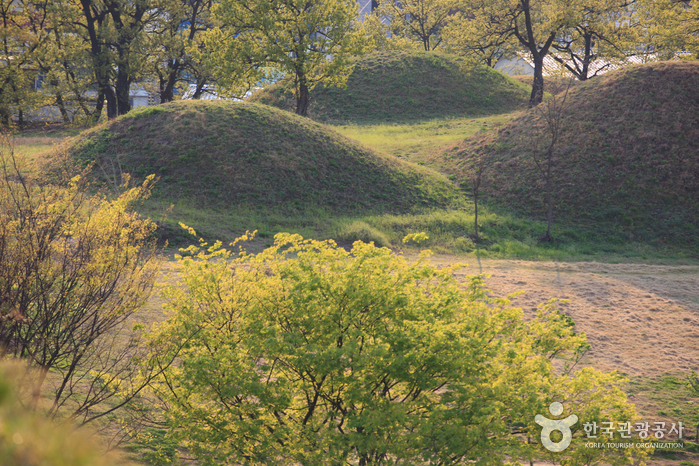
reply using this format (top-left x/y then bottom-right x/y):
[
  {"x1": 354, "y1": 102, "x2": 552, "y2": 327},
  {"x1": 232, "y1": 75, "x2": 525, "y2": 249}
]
[
  {"x1": 471, "y1": 154, "x2": 487, "y2": 241},
  {"x1": 0, "y1": 136, "x2": 180, "y2": 446},
  {"x1": 531, "y1": 79, "x2": 573, "y2": 242}
]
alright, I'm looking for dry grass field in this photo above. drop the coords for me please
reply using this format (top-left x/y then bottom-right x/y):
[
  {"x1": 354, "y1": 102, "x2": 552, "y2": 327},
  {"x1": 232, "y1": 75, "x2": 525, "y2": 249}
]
[{"x1": 429, "y1": 255, "x2": 699, "y2": 466}]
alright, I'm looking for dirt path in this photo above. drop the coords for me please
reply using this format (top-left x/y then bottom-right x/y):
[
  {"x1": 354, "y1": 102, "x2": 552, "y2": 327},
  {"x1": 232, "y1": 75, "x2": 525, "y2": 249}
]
[{"x1": 430, "y1": 256, "x2": 699, "y2": 379}]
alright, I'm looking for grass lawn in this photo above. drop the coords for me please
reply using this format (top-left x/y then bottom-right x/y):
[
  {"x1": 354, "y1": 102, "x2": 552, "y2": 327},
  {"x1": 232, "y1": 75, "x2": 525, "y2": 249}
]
[
  {"x1": 331, "y1": 114, "x2": 514, "y2": 166},
  {"x1": 11, "y1": 109, "x2": 698, "y2": 263}
]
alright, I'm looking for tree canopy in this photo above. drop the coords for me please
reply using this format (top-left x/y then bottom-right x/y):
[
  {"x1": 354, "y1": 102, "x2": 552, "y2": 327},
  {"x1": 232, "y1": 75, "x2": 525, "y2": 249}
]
[
  {"x1": 374, "y1": 0, "x2": 456, "y2": 51},
  {"x1": 202, "y1": 0, "x2": 368, "y2": 115}
]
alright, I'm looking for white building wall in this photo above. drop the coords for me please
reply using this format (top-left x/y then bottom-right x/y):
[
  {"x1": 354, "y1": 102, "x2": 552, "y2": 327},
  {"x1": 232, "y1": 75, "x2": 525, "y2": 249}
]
[{"x1": 494, "y1": 57, "x2": 535, "y2": 76}]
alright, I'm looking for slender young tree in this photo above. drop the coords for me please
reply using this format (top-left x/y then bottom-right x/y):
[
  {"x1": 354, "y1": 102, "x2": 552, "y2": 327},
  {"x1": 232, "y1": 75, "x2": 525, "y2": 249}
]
[
  {"x1": 0, "y1": 138, "x2": 175, "y2": 445},
  {"x1": 471, "y1": 154, "x2": 487, "y2": 241},
  {"x1": 531, "y1": 79, "x2": 572, "y2": 241}
]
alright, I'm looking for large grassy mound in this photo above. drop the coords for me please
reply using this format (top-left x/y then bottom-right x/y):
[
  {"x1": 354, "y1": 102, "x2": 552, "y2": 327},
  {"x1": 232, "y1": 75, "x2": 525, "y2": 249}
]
[
  {"x1": 445, "y1": 61, "x2": 699, "y2": 246},
  {"x1": 51, "y1": 100, "x2": 460, "y2": 213},
  {"x1": 249, "y1": 51, "x2": 531, "y2": 124}
]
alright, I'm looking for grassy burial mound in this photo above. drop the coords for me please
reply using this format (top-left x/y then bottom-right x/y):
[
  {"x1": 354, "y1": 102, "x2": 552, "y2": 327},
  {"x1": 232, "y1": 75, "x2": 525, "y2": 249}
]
[
  {"x1": 446, "y1": 61, "x2": 699, "y2": 246},
  {"x1": 249, "y1": 50, "x2": 531, "y2": 124},
  {"x1": 50, "y1": 100, "x2": 460, "y2": 213}
]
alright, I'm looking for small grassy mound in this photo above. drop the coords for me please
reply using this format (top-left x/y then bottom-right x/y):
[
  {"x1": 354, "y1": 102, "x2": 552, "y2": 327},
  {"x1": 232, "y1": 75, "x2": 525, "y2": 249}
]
[
  {"x1": 50, "y1": 100, "x2": 460, "y2": 214},
  {"x1": 249, "y1": 50, "x2": 531, "y2": 124},
  {"x1": 445, "y1": 61, "x2": 699, "y2": 247}
]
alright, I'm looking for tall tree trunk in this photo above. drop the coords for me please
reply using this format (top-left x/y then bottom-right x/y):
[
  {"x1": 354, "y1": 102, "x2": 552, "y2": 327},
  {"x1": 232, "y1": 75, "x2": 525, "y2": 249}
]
[
  {"x1": 93, "y1": 91, "x2": 104, "y2": 122},
  {"x1": 55, "y1": 92, "x2": 70, "y2": 124},
  {"x1": 192, "y1": 80, "x2": 206, "y2": 99},
  {"x1": 530, "y1": 55, "x2": 545, "y2": 107},
  {"x1": 48, "y1": 77, "x2": 71, "y2": 123},
  {"x1": 580, "y1": 32, "x2": 593, "y2": 80},
  {"x1": 296, "y1": 80, "x2": 310, "y2": 116},
  {"x1": 515, "y1": 0, "x2": 557, "y2": 107},
  {"x1": 544, "y1": 150, "x2": 553, "y2": 241},
  {"x1": 160, "y1": 59, "x2": 180, "y2": 103},
  {"x1": 115, "y1": 67, "x2": 131, "y2": 115},
  {"x1": 0, "y1": 108, "x2": 10, "y2": 127},
  {"x1": 474, "y1": 190, "x2": 479, "y2": 240},
  {"x1": 105, "y1": 88, "x2": 117, "y2": 119}
]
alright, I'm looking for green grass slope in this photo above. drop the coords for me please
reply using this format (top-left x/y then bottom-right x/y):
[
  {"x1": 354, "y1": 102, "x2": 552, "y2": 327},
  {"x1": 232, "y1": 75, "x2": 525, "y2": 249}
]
[
  {"x1": 249, "y1": 51, "x2": 531, "y2": 124},
  {"x1": 50, "y1": 100, "x2": 460, "y2": 214},
  {"x1": 445, "y1": 61, "x2": 699, "y2": 247}
]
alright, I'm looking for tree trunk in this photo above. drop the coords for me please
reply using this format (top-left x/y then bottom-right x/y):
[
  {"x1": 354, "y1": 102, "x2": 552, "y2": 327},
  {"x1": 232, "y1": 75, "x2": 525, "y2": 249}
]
[
  {"x1": 160, "y1": 69, "x2": 178, "y2": 104},
  {"x1": 49, "y1": 78, "x2": 71, "y2": 123},
  {"x1": 93, "y1": 91, "x2": 105, "y2": 122},
  {"x1": 544, "y1": 152, "x2": 553, "y2": 241},
  {"x1": 115, "y1": 68, "x2": 131, "y2": 116},
  {"x1": 474, "y1": 191, "x2": 479, "y2": 240},
  {"x1": 530, "y1": 56, "x2": 545, "y2": 107},
  {"x1": 192, "y1": 81, "x2": 206, "y2": 99},
  {"x1": 0, "y1": 108, "x2": 10, "y2": 127},
  {"x1": 296, "y1": 80, "x2": 310, "y2": 116},
  {"x1": 579, "y1": 32, "x2": 593, "y2": 80},
  {"x1": 105, "y1": 88, "x2": 117, "y2": 120}
]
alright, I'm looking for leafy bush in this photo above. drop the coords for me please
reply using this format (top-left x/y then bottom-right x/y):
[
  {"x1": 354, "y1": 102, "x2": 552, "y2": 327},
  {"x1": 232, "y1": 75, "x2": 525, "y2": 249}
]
[{"x1": 146, "y1": 232, "x2": 644, "y2": 465}]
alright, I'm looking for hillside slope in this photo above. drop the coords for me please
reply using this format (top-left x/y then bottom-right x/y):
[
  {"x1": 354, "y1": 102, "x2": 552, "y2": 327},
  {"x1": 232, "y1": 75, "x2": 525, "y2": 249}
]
[
  {"x1": 444, "y1": 61, "x2": 699, "y2": 245},
  {"x1": 249, "y1": 51, "x2": 531, "y2": 123},
  {"x1": 48, "y1": 100, "x2": 461, "y2": 213}
]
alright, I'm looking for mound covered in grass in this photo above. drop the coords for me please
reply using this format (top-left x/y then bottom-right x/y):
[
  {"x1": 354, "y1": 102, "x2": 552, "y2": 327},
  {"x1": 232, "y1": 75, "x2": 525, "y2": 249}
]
[
  {"x1": 445, "y1": 61, "x2": 699, "y2": 246},
  {"x1": 51, "y1": 100, "x2": 460, "y2": 213},
  {"x1": 249, "y1": 51, "x2": 531, "y2": 123}
]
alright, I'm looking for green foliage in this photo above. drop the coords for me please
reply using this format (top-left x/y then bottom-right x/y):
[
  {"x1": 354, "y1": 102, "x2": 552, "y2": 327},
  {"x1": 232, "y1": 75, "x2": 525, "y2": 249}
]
[
  {"x1": 373, "y1": 0, "x2": 457, "y2": 51},
  {"x1": 0, "y1": 0, "x2": 50, "y2": 126},
  {"x1": 547, "y1": 0, "x2": 642, "y2": 80},
  {"x1": 126, "y1": 428, "x2": 179, "y2": 466},
  {"x1": 402, "y1": 231, "x2": 429, "y2": 243},
  {"x1": 146, "y1": 232, "x2": 639, "y2": 464},
  {"x1": 202, "y1": 0, "x2": 368, "y2": 115},
  {"x1": 454, "y1": 235, "x2": 476, "y2": 252},
  {"x1": 636, "y1": 0, "x2": 699, "y2": 60}
]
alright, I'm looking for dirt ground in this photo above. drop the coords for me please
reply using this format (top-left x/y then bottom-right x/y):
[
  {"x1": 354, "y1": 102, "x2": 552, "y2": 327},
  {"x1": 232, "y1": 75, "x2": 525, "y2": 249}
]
[
  {"x1": 429, "y1": 256, "x2": 699, "y2": 466},
  {"x1": 432, "y1": 257, "x2": 699, "y2": 379}
]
